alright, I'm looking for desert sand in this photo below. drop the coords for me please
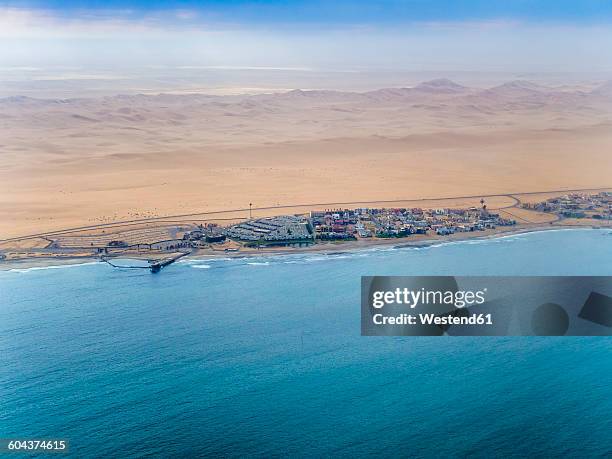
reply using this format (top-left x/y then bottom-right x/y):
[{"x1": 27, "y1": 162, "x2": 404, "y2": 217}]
[{"x1": 1, "y1": 79, "x2": 611, "y2": 239}]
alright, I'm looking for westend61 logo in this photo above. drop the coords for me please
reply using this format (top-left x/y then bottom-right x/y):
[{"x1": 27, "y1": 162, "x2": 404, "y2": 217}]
[{"x1": 361, "y1": 276, "x2": 612, "y2": 336}]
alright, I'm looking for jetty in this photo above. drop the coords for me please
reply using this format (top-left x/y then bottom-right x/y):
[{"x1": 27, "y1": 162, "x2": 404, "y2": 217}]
[
  {"x1": 101, "y1": 252, "x2": 189, "y2": 273},
  {"x1": 149, "y1": 252, "x2": 189, "y2": 273}
]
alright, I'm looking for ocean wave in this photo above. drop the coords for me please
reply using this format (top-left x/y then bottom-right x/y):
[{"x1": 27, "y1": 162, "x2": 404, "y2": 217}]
[
  {"x1": 8, "y1": 261, "x2": 100, "y2": 273},
  {"x1": 303, "y1": 256, "x2": 333, "y2": 262},
  {"x1": 179, "y1": 257, "x2": 233, "y2": 264},
  {"x1": 364, "y1": 246, "x2": 396, "y2": 253},
  {"x1": 396, "y1": 242, "x2": 446, "y2": 251},
  {"x1": 191, "y1": 264, "x2": 212, "y2": 269}
]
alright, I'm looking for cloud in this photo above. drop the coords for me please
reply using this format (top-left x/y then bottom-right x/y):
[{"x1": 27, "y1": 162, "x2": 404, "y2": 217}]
[
  {"x1": 0, "y1": 7, "x2": 219, "y2": 39},
  {"x1": 1, "y1": 7, "x2": 611, "y2": 73}
]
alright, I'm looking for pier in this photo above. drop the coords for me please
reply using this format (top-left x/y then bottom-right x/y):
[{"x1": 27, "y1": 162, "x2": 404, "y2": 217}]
[
  {"x1": 149, "y1": 252, "x2": 189, "y2": 273},
  {"x1": 101, "y1": 252, "x2": 189, "y2": 273}
]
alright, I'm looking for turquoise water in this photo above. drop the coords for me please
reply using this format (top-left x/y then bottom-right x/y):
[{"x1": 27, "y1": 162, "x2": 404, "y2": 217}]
[{"x1": 1, "y1": 229, "x2": 611, "y2": 457}]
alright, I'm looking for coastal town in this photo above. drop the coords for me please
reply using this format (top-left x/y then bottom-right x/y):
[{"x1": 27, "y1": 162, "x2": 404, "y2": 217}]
[
  {"x1": 0, "y1": 190, "x2": 610, "y2": 270},
  {"x1": 183, "y1": 202, "x2": 517, "y2": 248},
  {"x1": 522, "y1": 191, "x2": 612, "y2": 220}
]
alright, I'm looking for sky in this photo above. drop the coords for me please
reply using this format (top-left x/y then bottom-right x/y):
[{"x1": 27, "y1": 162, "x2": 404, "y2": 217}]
[
  {"x1": 1, "y1": 1, "x2": 612, "y2": 89},
  {"x1": 4, "y1": 0, "x2": 612, "y2": 24}
]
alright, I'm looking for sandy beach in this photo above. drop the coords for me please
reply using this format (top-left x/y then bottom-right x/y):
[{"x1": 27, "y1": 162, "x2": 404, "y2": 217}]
[{"x1": 3, "y1": 223, "x2": 609, "y2": 272}]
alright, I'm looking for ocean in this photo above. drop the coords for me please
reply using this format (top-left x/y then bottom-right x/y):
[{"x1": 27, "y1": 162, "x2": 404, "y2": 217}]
[{"x1": 1, "y1": 229, "x2": 611, "y2": 457}]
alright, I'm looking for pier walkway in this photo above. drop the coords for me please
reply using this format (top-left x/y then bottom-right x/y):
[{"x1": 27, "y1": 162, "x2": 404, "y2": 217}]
[{"x1": 101, "y1": 252, "x2": 189, "y2": 273}]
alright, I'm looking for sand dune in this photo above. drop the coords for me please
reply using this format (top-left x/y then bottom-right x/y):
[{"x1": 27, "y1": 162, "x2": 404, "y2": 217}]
[{"x1": 0, "y1": 79, "x2": 611, "y2": 238}]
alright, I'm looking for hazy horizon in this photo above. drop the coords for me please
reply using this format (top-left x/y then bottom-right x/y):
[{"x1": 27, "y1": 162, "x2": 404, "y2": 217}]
[
  {"x1": 2, "y1": 69, "x2": 612, "y2": 99},
  {"x1": 2, "y1": 1, "x2": 612, "y2": 97}
]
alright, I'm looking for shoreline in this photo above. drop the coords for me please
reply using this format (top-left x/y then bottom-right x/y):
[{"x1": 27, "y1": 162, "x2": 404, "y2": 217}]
[{"x1": 2, "y1": 224, "x2": 609, "y2": 272}]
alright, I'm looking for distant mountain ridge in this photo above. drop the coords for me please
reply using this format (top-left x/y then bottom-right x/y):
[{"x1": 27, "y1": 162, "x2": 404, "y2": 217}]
[
  {"x1": 413, "y1": 78, "x2": 469, "y2": 93},
  {"x1": 1, "y1": 78, "x2": 610, "y2": 106}
]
